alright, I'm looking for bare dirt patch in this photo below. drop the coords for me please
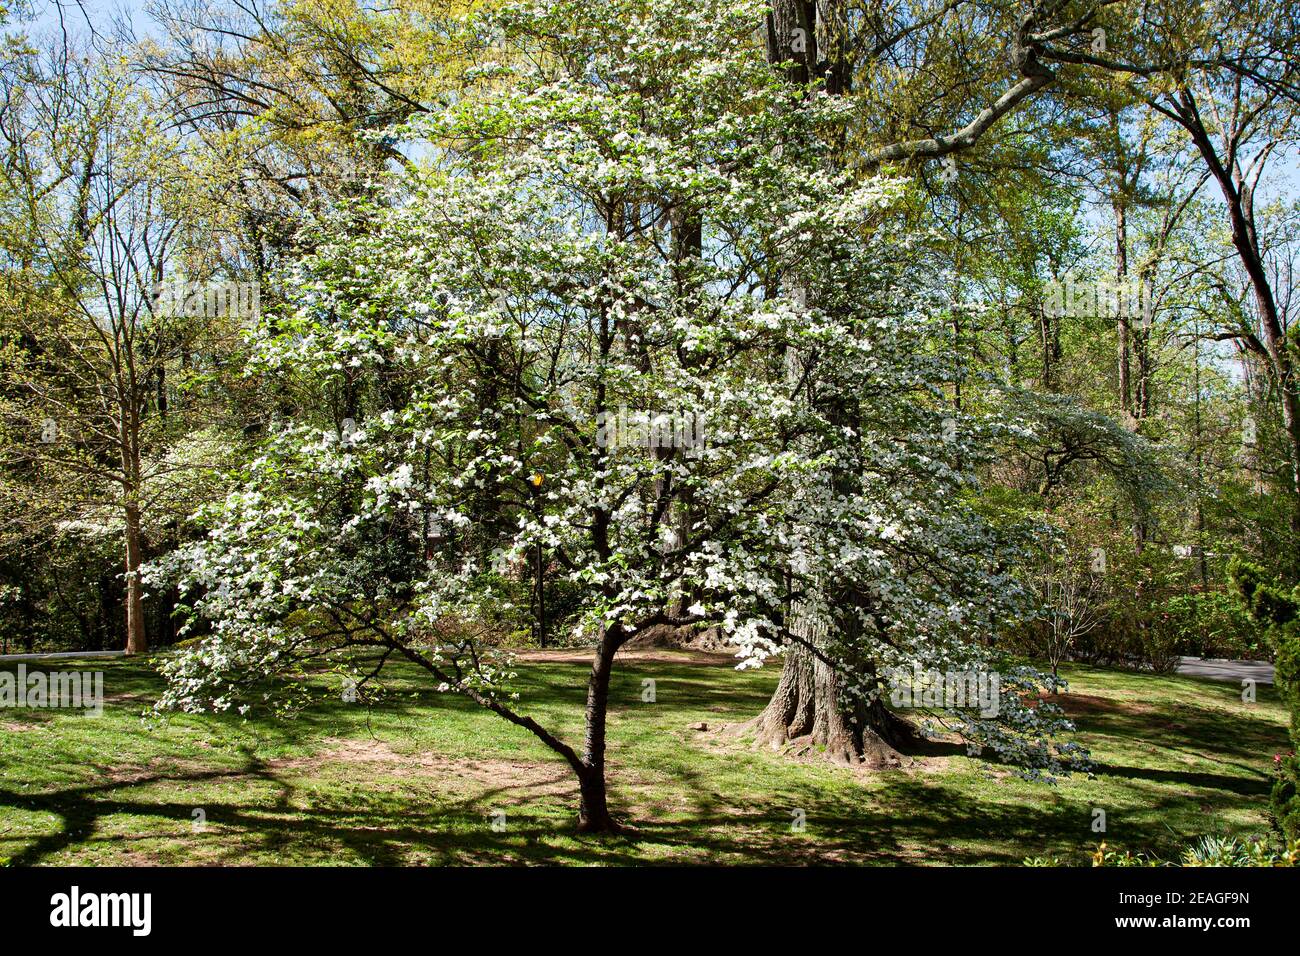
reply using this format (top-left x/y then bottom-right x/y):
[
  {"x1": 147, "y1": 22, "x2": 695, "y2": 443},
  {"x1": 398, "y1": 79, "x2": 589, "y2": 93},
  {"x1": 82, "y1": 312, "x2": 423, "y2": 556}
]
[
  {"x1": 1049, "y1": 692, "x2": 1159, "y2": 719},
  {"x1": 270, "y1": 738, "x2": 579, "y2": 801},
  {"x1": 88, "y1": 739, "x2": 582, "y2": 806},
  {"x1": 101, "y1": 692, "x2": 151, "y2": 706},
  {"x1": 0, "y1": 711, "x2": 53, "y2": 729}
]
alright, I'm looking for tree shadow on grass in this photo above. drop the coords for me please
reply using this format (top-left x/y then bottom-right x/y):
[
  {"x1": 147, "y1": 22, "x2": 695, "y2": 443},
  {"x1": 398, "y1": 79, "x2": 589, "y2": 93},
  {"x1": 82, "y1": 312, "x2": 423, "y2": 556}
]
[
  {"x1": 0, "y1": 739, "x2": 1278, "y2": 866},
  {"x1": 1089, "y1": 762, "x2": 1272, "y2": 797},
  {"x1": 1, "y1": 656, "x2": 1286, "y2": 866}
]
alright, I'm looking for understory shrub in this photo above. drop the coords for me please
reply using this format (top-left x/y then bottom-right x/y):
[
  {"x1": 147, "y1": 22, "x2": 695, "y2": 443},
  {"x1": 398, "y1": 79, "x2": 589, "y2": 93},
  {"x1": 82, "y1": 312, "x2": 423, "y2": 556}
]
[
  {"x1": 1231, "y1": 559, "x2": 1300, "y2": 841},
  {"x1": 1160, "y1": 590, "x2": 1267, "y2": 660}
]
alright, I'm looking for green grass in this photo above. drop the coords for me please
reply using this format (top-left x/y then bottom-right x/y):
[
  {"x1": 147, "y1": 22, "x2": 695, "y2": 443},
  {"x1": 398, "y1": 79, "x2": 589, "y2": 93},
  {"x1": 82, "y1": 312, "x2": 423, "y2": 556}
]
[{"x1": 0, "y1": 653, "x2": 1289, "y2": 865}]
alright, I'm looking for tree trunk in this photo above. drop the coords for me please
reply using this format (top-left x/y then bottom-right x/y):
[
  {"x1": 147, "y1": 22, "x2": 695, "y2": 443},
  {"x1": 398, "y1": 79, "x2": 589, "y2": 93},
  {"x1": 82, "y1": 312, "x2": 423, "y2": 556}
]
[
  {"x1": 741, "y1": 598, "x2": 909, "y2": 766},
  {"x1": 767, "y1": 0, "x2": 816, "y2": 85},
  {"x1": 576, "y1": 628, "x2": 619, "y2": 832},
  {"x1": 1114, "y1": 199, "x2": 1132, "y2": 416},
  {"x1": 1040, "y1": 301, "x2": 1055, "y2": 389},
  {"x1": 577, "y1": 765, "x2": 614, "y2": 833},
  {"x1": 123, "y1": 501, "x2": 147, "y2": 654},
  {"x1": 1180, "y1": 101, "x2": 1300, "y2": 533},
  {"x1": 1133, "y1": 266, "x2": 1153, "y2": 421},
  {"x1": 745, "y1": 1, "x2": 913, "y2": 768},
  {"x1": 745, "y1": 642, "x2": 906, "y2": 767}
]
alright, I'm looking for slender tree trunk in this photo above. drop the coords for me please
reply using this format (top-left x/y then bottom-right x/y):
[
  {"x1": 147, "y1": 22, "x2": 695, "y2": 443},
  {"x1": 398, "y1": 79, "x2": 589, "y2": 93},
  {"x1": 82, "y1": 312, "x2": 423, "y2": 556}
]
[
  {"x1": 1134, "y1": 266, "x2": 1153, "y2": 421},
  {"x1": 534, "y1": 542, "x2": 547, "y2": 647},
  {"x1": 1040, "y1": 302, "x2": 1055, "y2": 390},
  {"x1": 1181, "y1": 106, "x2": 1300, "y2": 534},
  {"x1": 667, "y1": 202, "x2": 702, "y2": 621},
  {"x1": 123, "y1": 500, "x2": 147, "y2": 654},
  {"x1": 577, "y1": 628, "x2": 619, "y2": 831},
  {"x1": 121, "y1": 396, "x2": 147, "y2": 654},
  {"x1": 1116, "y1": 195, "x2": 1149, "y2": 550},
  {"x1": 573, "y1": 220, "x2": 625, "y2": 833},
  {"x1": 1193, "y1": 331, "x2": 1209, "y2": 587},
  {"x1": 1114, "y1": 199, "x2": 1132, "y2": 416}
]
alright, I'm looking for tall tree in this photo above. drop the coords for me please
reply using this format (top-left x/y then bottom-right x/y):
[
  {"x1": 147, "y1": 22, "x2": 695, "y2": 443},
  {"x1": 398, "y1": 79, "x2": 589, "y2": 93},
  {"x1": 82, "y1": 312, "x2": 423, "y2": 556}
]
[
  {"x1": 150, "y1": 0, "x2": 1084, "y2": 832},
  {"x1": 1, "y1": 49, "x2": 230, "y2": 653},
  {"x1": 1036, "y1": 0, "x2": 1300, "y2": 534}
]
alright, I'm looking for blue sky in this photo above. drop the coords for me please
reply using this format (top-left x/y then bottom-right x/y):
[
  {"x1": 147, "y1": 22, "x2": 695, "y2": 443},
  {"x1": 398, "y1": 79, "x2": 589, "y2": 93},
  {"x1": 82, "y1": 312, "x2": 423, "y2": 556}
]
[{"x1": 26, "y1": 0, "x2": 157, "y2": 36}]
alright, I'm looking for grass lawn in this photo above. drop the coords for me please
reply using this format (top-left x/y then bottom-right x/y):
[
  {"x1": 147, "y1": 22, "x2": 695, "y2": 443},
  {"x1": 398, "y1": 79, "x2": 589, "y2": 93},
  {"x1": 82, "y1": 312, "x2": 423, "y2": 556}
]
[{"x1": 0, "y1": 651, "x2": 1288, "y2": 866}]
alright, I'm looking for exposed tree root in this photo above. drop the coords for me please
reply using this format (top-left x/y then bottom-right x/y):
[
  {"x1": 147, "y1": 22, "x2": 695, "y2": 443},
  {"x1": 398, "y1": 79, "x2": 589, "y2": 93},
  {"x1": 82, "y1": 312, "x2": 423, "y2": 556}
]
[{"x1": 734, "y1": 641, "x2": 921, "y2": 769}]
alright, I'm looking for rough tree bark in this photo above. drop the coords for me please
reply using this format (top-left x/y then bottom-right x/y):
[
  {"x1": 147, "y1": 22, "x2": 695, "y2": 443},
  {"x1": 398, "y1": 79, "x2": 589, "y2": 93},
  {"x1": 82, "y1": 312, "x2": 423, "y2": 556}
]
[
  {"x1": 122, "y1": 406, "x2": 147, "y2": 654},
  {"x1": 744, "y1": 622, "x2": 909, "y2": 767},
  {"x1": 576, "y1": 631, "x2": 618, "y2": 831},
  {"x1": 123, "y1": 502, "x2": 148, "y2": 655}
]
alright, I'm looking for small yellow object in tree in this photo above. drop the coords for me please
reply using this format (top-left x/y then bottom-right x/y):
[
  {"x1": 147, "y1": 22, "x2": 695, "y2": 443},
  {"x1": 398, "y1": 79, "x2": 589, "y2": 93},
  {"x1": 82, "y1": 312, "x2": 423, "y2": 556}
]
[{"x1": 530, "y1": 473, "x2": 544, "y2": 486}]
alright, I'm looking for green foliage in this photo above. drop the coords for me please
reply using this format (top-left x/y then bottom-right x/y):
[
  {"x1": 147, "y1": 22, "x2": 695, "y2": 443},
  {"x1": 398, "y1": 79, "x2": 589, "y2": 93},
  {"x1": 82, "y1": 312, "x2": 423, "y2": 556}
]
[
  {"x1": 1180, "y1": 833, "x2": 1300, "y2": 867},
  {"x1": 0, "y1": 528, "x2": 123, "y2": 653},
  {"x1": 4, "y1": 0, "x2": 1300, "y2": 856},
  {"x1": 1233, "y1": 559, "x2": 1300, "y2": 631},
  {"x1": 1045, "y1": 528, "x2": 1185, "y2": 674},
  {"x1": 1159, "y1": 591, "x2": 1264, "y2": 661},
  {"x1": 1026, "y1": 835, "x2": 1300, "y2": 867},
  {"x1": 1230, "y1": 558, "x2": 1300, "y2": 840},
  {"x1": 1273, "y1": 752, "x2": 1300, "y2": 844}
]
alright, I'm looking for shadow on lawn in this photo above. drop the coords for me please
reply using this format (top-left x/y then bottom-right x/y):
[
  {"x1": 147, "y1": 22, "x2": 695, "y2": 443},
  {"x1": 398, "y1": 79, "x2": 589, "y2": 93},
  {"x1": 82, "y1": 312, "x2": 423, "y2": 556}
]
[
  {"x1": 0, "y1": 743, "x2": 1271, "y2": 866},
  {"x1": 0, "y1": 764, "x2": 1211, "y2": 866},
  {"x1": 0, "y1": 767, "x2": 1007, "y2": 865},
  {"x1": 0, "y1": 657, "x2": 1285, "y2": 865}
]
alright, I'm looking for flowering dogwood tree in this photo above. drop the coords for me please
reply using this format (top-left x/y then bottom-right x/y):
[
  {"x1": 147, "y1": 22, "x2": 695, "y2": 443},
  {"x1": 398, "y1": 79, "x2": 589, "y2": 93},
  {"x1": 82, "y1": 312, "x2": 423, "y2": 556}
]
[{"x1": 149, "y1": 0, "x2": 1085, "y2": 831}]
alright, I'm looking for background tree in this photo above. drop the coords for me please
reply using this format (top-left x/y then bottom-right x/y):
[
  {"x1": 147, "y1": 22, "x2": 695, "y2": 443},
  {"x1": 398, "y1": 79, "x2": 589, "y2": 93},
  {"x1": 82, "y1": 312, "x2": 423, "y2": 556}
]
[{"x1": 1, "y1": 47, "x2": 238, "y2": 653}]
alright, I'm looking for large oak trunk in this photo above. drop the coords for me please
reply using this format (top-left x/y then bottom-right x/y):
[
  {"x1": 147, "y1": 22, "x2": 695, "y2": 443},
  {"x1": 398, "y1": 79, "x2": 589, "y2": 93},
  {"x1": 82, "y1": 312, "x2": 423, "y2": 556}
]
[
  {"x1": 744, "y1": 2, "x2": 910, "y2": 769},
  {"x1": 742, "y1": 616, "x2": 909, "y2": 768}
]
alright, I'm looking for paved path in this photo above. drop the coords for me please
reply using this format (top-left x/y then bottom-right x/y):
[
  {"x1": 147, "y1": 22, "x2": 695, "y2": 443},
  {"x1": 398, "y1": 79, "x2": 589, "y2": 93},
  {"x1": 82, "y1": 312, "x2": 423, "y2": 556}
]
[
  {"x1": 0, "y1": 650, "x2": 127, "y2": 663},
  {"x1": 1175, "y1": 656, "x2": 1274, "y2": 685}
]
